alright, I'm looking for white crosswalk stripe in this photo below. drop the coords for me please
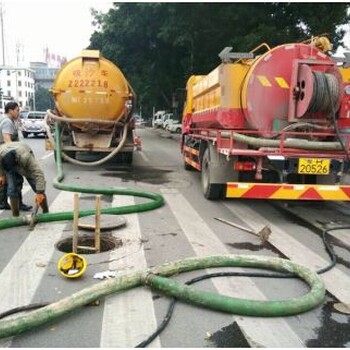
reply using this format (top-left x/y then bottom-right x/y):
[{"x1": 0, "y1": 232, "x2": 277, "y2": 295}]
[
  {"x1": 162, "y1": 189, "x2": 305, "y2": 348},
  {"x1": 223, "y1": 201, "x2": 350, "y2": 305},
  {"x1": 99, "y1": 195, "x2": 160, "y2": 348},
  {"x1": 0, "y1": 190, "x2": 73, "y2": 347},
  {"x1": 1, "y1": 187, "x2": 349, "y2": 346}
]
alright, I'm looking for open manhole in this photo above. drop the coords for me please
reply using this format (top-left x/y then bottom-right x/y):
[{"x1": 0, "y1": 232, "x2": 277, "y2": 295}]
[
  {"x1": 78, "y1": 214, "x2": 126, "y2": 231},
  {"x1": 56, "y1": 236, "x2": 123, "y2": 254}
]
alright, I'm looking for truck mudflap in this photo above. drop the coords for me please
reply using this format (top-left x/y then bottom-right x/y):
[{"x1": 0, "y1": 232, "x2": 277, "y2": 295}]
[{"x1": 226, "y1": 182, "x2": 350, "y2": 200}]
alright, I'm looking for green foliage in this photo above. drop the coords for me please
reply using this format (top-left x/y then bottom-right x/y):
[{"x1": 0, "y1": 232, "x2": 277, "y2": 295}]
[
  {"x1": 88, "y1": 3, "x2": 350, "y2": 116},
  {"x1": 35, "y1": 85, "x2": 55, "y2": 111}
]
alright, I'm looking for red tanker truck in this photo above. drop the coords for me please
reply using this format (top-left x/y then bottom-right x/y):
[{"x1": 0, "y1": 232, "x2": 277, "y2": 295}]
[{"x1": 181, "y1": 37, "x2": 350, "y2": 200}]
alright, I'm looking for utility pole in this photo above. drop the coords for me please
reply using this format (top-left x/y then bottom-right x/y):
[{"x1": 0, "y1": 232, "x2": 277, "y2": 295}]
[{"x1": 0, "y1": 2, "x2": 5, "y2": 65}]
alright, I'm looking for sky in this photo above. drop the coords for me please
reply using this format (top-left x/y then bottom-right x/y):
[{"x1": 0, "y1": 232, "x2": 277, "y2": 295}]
[
  {"x1": 1, "y1": 1, "x2": 113, "y2": 67},
  {"x1": 0, "y1": 1, "x2": 349, "y2": 68}
]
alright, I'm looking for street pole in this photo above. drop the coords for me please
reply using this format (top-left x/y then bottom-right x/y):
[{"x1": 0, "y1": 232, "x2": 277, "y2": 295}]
[
  {"x1": 0, "y1": 2, "x2": 5, "y2": 65},
  {"x1": 33, "y1": 85, "x2": 36, "y2": 110}
]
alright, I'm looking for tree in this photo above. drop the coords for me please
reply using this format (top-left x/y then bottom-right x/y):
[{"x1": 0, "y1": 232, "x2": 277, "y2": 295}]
[
  {"x1": 35, "y1": 85, "x2": 55, "y2": 111},
  {"x1": 88, "y1": 3, "x2": 350, "y2": 116}
]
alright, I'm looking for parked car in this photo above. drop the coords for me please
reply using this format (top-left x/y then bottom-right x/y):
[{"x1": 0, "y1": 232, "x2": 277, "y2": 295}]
[
  {"x1": 167, "y1": 122, "x2": 182, "y2": 134},
  {"x1": 161, "y1": 113, "x2": 173, "y2": 129},
  {"x1": 152, "y1": 110, "x2": 166, "y2": 128},
  {"x1": 20, "y1": 111, "x2": 47, "y2": 138},
  {"x1": 134, "y1": 116, "x2": 146, "y2": 127},
  {"x1": 19, "y1": 110, "x2": 29, "y2": 120}
]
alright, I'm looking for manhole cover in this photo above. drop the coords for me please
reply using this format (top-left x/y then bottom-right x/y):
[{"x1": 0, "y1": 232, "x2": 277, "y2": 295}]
[
  {"x1": 78, "y1": 214, "x2": 126, "y2": 231},
  {"x1": 56, "y1": 236, "x2": 122, "y2": 254}
]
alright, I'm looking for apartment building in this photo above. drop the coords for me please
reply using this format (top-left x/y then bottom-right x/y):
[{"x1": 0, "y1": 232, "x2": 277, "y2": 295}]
[{"x1": 0, "y1": 66, "x2": 35, "y2": 114}]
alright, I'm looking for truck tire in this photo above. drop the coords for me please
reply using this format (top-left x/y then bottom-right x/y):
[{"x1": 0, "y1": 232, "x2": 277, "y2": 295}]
[
  {"x1": 113, "y1": 152, "x2": 133, "y2": 164},
  {"x1": 201, "y1": 148, "x2": 224, "y2": 199},
  {"x1": 122, "y1": 152, "x2": 133, "y2": 164}
]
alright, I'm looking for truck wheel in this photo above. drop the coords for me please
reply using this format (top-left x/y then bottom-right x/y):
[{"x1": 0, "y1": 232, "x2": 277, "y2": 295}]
[
  {"x1": 113, "y1": 152, "x2": 133, "y2": 164},
  {"x1": 122, "y1": 152, "x2": 133, "y2": 164},
  {"x1": 65, "y1": 151, "x2": 76, "y2": 160},
  {"x1": 22, "y1": 132, "x2": 28, "y2": 138},
  {"x1": 201, "y1": 148, "x2": 223, "y2": 199}
]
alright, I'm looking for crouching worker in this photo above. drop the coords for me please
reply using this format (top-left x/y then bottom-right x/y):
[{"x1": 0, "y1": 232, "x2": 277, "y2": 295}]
[{"x1": 0, "y1": 142, "x2": 49, "y2": 217}]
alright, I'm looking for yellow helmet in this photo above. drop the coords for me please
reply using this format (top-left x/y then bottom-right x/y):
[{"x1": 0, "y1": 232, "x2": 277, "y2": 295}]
[
  {"x1": 314, "y1": 37, "x2": 332, "y2": 53},
  {"x1": 57, "y1": 253, "x2": 87, "y2": 279}
]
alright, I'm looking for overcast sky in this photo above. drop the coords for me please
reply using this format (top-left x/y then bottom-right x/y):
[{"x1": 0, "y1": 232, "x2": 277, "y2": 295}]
[
  {"x1": 1, "y1": 1, "x2": 349, "y2": 68},
  {"x1": 1, "y1": 1, "x2": 112, "y2": 67}
]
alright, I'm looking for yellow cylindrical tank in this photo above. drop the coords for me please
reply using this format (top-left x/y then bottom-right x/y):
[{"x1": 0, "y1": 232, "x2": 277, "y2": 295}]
[{"x1": 52, "y1": 50, "x2": 132, "y2": 121}]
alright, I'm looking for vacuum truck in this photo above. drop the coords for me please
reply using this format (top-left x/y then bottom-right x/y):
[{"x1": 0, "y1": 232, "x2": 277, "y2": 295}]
[
  {"x1": 181, "y1": 37, "x2": 350, "y2": 200},
  {"x1": 46, "y1": 50, "x2": 138, "y2": 165}
]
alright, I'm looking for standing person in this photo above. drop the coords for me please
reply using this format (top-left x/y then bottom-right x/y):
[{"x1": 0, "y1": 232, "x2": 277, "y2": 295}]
[
  {"x1": 0, "y1": 112, "x2": 9, "y2": 209},
  {"x1": 0, "y1": 142, "x2": 48, "y2": 216},
  {"x1": 0, "y1": 102, "x2": 32, "y2": 211}
]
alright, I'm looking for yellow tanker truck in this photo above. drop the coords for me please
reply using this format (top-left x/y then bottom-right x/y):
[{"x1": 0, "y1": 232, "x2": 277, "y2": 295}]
[{"x1": 45, "y1": 50, "x2": 137, "y2": 165}]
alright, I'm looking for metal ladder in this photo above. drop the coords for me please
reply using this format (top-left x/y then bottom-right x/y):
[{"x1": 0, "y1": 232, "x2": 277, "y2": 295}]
[{"x1": 72, "y1": 193, "x2": 102, "y2": 254}]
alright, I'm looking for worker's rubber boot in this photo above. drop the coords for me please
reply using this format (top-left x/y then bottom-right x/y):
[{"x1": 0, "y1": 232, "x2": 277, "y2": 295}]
[
  {"x1": 9, "y1": 197, "x2": 20, "y2": 217},
  {"x1": 0, "y1": 185, "x2": 10, "y2": 210},
  {"x1": 40, "y1": 198, "x2": 49, "y2": 213},
  {"x1": 19, "y1": 193, "x2": 32, "y2": 211}
]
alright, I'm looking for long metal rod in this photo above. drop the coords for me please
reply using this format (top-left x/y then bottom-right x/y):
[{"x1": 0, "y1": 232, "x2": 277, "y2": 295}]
[
  {"x1": 72, "y1": 193, "x2": 79, "y2": 253},
  {"x1": 95, "y1": 195, "x2": 101, "y2": 253},
  {"x1": 0, "y1": 2, "x2": 5, "y2": 65}
]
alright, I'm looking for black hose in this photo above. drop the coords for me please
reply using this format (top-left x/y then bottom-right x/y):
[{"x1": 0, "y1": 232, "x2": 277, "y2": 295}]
[
  {"x1": 0, "y1": 224, "x2": 341, "y2": 346},
  {"x1": 136, "y1": 223, "x2": 341, "y2": 347},
  {"x1": 323, "y1": 73, "x2": 350, "y2": 163},
  {"x1": 0, "y1": 303, "x2": 49, "y2": 320}
]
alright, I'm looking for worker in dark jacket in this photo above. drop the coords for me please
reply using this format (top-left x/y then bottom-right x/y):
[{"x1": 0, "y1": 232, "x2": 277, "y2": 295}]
[
  {"x1": 0, "y1": 102, "x2": 32, "y2": 211},
  {"x1": 0, "y1": 142, "x2": 48, "y2": 216}
]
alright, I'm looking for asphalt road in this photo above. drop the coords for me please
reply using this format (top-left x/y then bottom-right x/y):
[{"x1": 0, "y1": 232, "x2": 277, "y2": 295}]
[{"x1": 0, "y1": 128, "x2": 349, "y2": 347}]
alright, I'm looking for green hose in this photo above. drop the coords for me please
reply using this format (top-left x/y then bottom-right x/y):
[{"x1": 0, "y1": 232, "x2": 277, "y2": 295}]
[
  {"x1": 0, "y1": 123, "x2": 326, "y2": 339},
  {"x1": 0, "y1": 255, "x2": 325, "y2": 338},
  {"x1": 0, "y1": 122, "x2": 164, "y2": 229}
]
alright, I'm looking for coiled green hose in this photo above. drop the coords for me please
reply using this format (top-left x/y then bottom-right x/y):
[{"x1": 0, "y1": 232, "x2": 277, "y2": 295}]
[
  {"x1": 0, "y1": 123, "x2": 326, "y2": 340},
  {"x1": 0, "y1": 255, "x2": 325, "y2": 338}
]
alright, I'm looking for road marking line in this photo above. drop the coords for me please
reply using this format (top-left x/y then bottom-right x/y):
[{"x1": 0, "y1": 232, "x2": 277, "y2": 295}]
[
  {"x1": 224, "y1": 201, "x2": 350, "y2": 305},
  {"x1": 100, "y1": 195, "x2": 160, "y2": 348},
  {"x1": 162, "y1": 189, "x2": 304, "y2": 348},
  {"x1": 0, "y1": 191, "x2": 73, "y2": 346},
  {"x1": 41, "y1": 152, "x2": 53, "y2": 160},
  {"x1": 139, "y1": 151, "x2": 150, "y2": 163}
]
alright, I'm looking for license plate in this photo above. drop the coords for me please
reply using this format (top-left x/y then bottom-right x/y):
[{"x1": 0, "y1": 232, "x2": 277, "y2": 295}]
[{"x1": 298, "y1": 158, "x2": 330, "y2": 175}]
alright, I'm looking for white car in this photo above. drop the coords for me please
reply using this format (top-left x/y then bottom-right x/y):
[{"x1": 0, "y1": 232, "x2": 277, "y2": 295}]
[
  {"x1": 161, "y1": 113, "x2": 173, "y2": 129},
  {"x1": 163, "y1": 117, "x2": 177, "y2": 130},
  {"x1": 20, "y1": 111, "x2": 47, "y2": 138},
  {"x1": 152, "y1": 111, "x2": 166, "y2": 128},
  {"x1": 167, "y1": 122, "x2": 182, "y2": 134}
]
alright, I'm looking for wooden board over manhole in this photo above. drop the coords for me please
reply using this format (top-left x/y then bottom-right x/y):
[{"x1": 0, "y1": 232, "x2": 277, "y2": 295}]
[{"x1": 78, "y1": 214, "x2": 126, "y2": 231}]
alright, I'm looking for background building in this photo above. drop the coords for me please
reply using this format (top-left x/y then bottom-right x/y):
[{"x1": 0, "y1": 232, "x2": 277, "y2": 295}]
[
  {"x1": 30, "y1": 62, "x2": 59, "y2": 90},
  {"x1": 29, "y1": 62, "x2": 58, "y2": 111},
  {"x1": 0, "y1": 66, "x2": 35, "y2": 114}
]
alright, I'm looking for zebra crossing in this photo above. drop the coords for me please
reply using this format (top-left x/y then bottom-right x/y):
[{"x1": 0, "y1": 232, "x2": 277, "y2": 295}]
[{"x1": 0, "y1": 184, "x2": 349, "y2": 347}]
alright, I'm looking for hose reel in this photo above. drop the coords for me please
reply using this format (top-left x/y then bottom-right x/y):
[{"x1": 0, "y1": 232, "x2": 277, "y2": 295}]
[
  {"x1": 295, "y1": 64, "x2": 342, "y2": 118},
  {"x1": 307, "y1": 71, "x2": 340, "y2": 114}
]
